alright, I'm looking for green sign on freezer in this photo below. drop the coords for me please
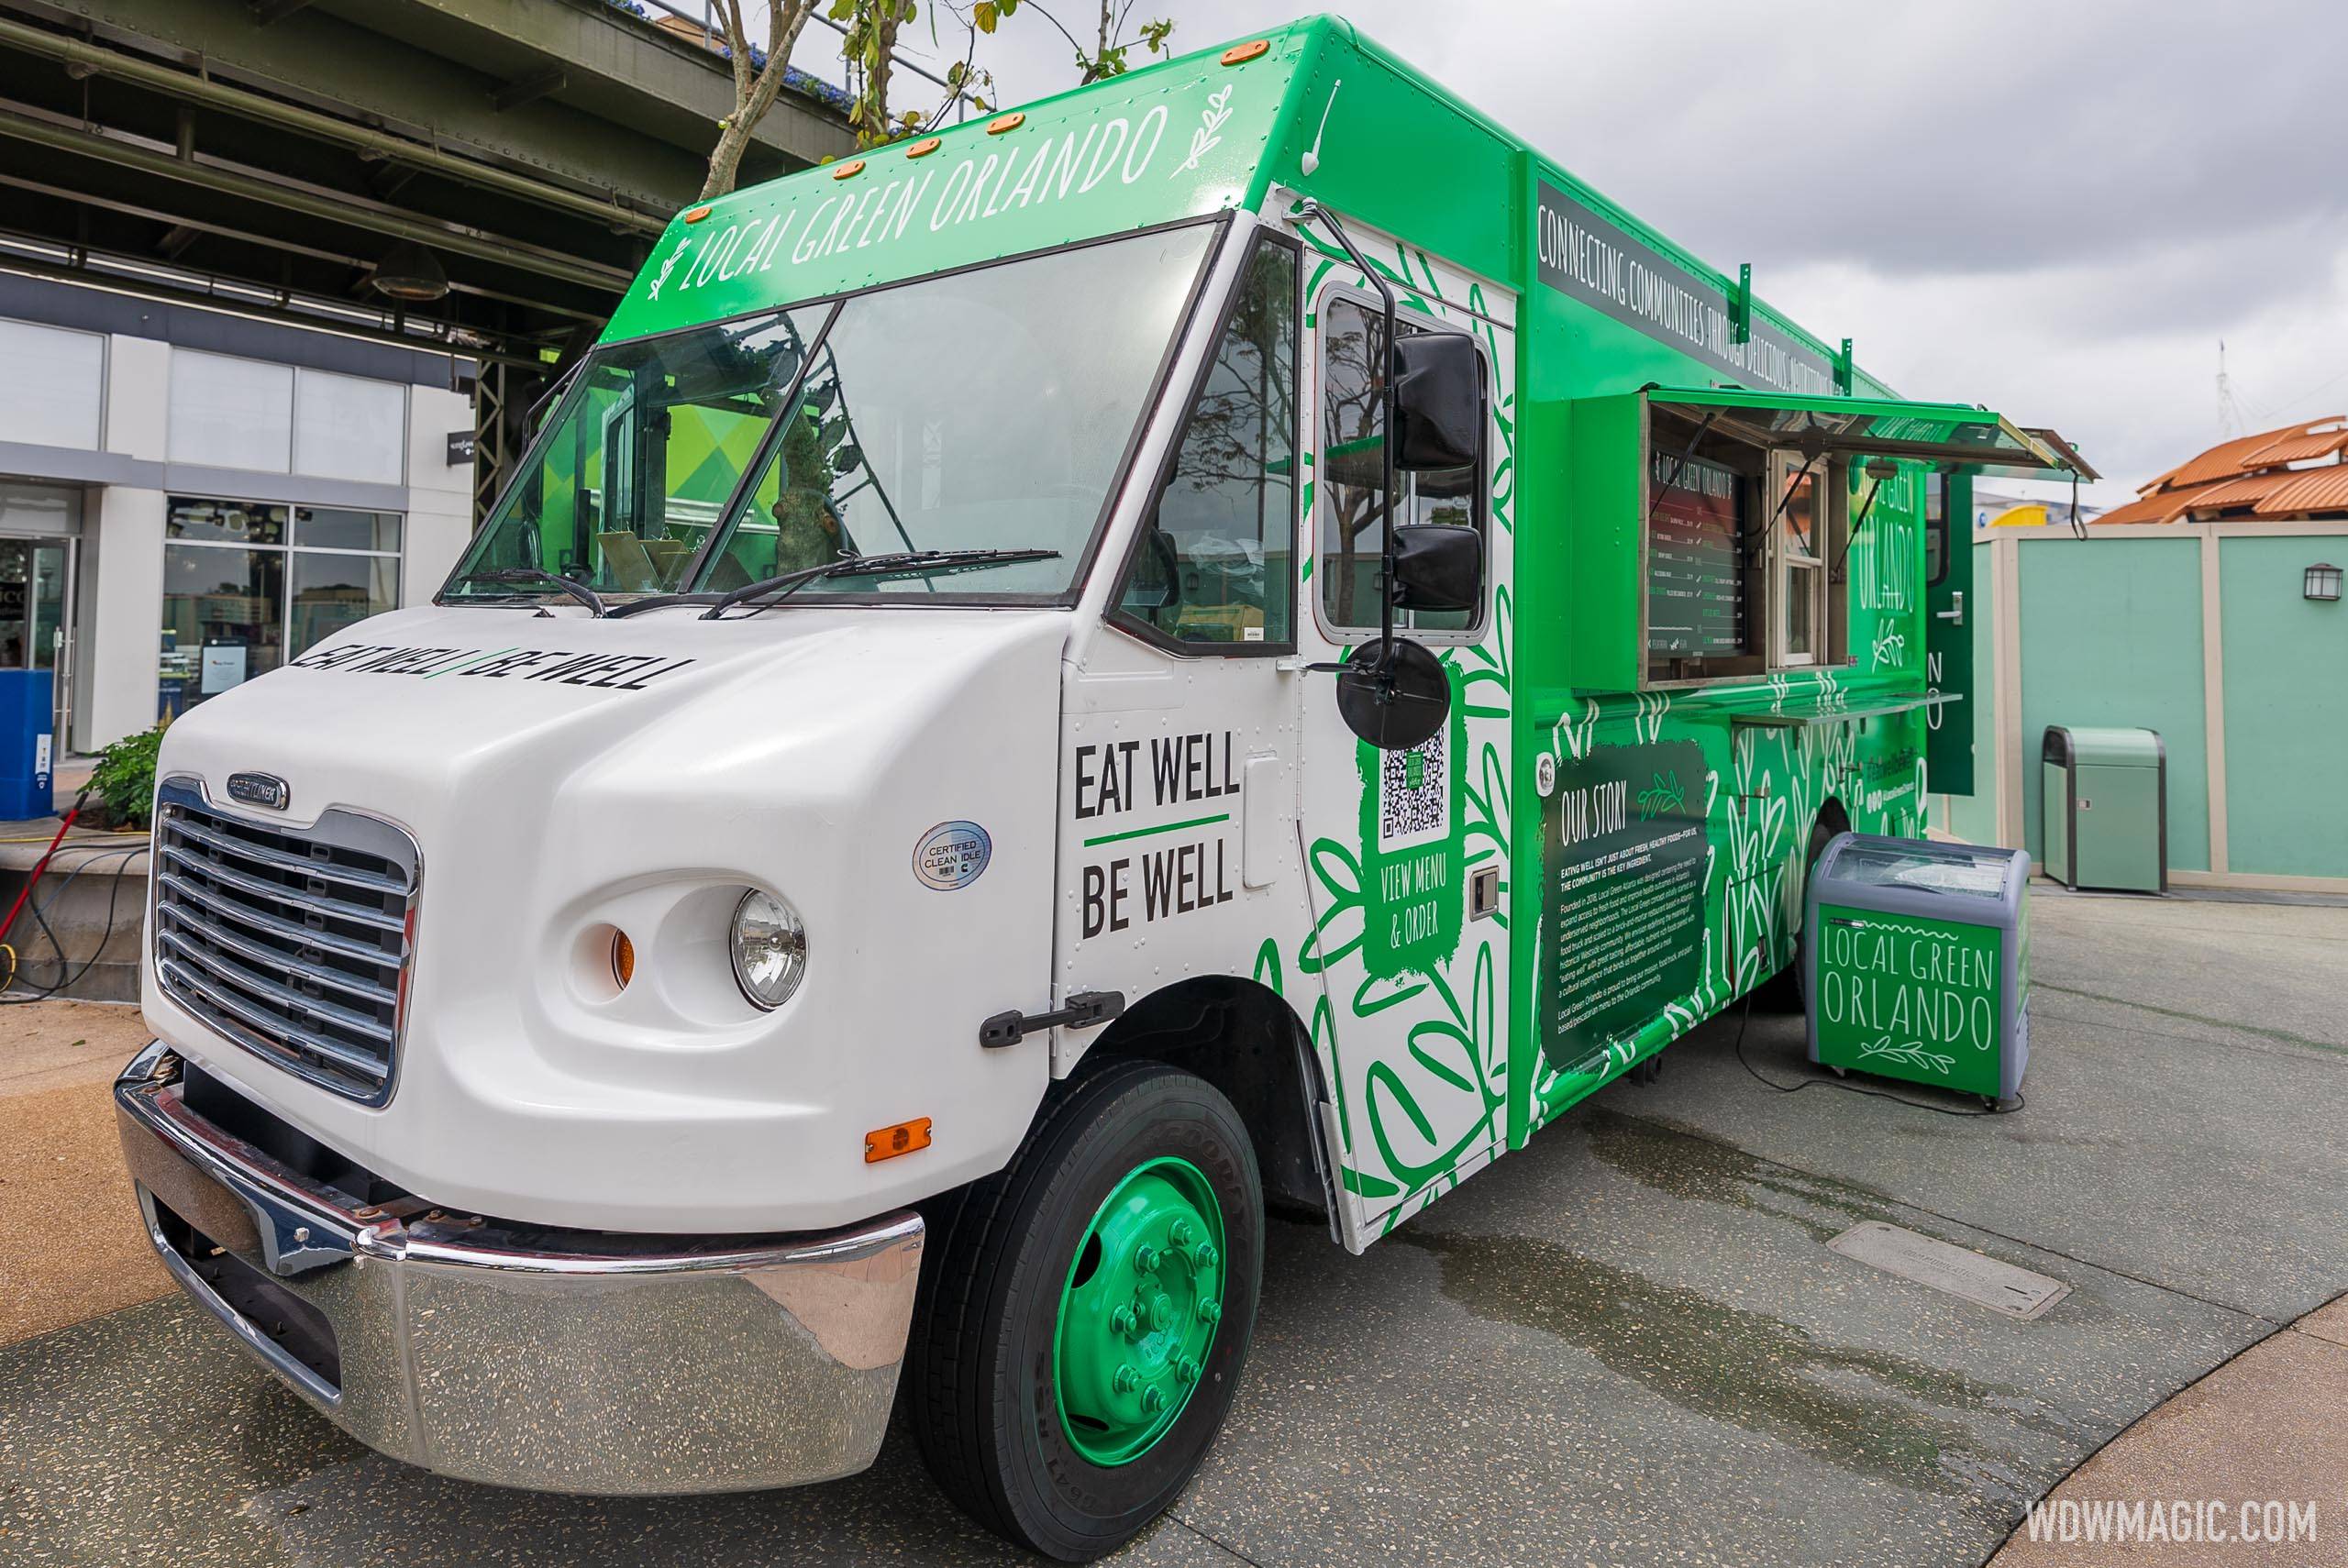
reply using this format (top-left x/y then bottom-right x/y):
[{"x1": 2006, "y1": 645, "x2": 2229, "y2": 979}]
[{"x1": 1812, "y1": 907, "x2": 2003, "y2": 1097}]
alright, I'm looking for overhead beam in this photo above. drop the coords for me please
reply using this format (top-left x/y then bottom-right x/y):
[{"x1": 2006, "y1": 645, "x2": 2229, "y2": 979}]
[
  {"x1": 0, "y1": 105, "x2": 633, "y2": 295},
  {"x1": 249, "y1": 0, "x2": 315, "y2": 25},
  {"x1": 0, "y1": 170, "x2": 603, "y2": 323},
  {"x1": 489, "y1": 67, "x2": 566, "y2": 114},
  {"x1": 0, "y1": 244, "x2": 545, "y2": 369},
  {"x1": 0, "y1": 15, "x2": 665, "y2": 236}
]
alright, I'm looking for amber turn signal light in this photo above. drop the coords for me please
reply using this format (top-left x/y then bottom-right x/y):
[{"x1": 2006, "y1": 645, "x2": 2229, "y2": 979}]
[
  {"x1": 611, "y1": 930, "x2": 636, "y2": 988},
  {"x1": 682, "y1": 205, "x2": 713, "y2": 224},
  {"x1": 987, "y1": 112, "x2": 1025, "y2": 135},
  {"x1": 831, "y1": 159, "x2": 867, "y2": 180},
  {"x1": 1221, "y1": 39, "x2": 1269, "y2": 65},
  {"x1": 904, "y1": 136, "x2": 942, "y2": 159},
  {"x1": 865, "y1": 1117, "x2": 933, "y2": 1163}
]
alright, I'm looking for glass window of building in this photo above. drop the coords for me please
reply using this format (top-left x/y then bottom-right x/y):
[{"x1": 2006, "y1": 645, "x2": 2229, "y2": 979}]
[{"x1": 161, "y1": 497, "x2": 402, "y2": 717}]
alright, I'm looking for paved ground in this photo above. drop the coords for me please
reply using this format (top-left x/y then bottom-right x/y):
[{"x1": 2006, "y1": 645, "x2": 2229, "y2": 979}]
[
  {"x1": 2, "y1": 889, "x2": 2343, "y2": 1566},
  {"x1": 0, "y1": 999, "x2": 167, "y2": 1342}
]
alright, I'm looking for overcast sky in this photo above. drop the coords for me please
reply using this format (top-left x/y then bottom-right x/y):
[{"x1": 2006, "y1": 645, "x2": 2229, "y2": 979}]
[{"x1": 869, "y1": 0, "x2": 2348, "y2": 503}]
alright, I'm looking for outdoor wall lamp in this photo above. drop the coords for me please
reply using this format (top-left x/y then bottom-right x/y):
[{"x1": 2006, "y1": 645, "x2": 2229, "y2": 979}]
[{"x1": 2306, "y1": 562, "x2": 2342, "y2": 602}]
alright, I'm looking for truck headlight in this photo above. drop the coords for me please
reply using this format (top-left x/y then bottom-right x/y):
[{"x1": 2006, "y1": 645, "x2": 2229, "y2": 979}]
[{"x1": 731, "y1": 889, "x2": 807, "y2": 1010}]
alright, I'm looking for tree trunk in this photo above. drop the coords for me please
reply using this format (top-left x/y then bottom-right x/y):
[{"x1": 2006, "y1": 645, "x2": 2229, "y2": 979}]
[
  {"x1": 702, "y1": 116, "x2": 759, "y2": 201},
  {"x1": 699, "y1": 0, "x2": 822, "y2": 201}
]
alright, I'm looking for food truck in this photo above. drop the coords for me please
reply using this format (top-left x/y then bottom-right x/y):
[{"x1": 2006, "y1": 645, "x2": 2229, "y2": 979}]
[{"x1": 113, "y1": 16, "x2": 2086, "y2": 1560}]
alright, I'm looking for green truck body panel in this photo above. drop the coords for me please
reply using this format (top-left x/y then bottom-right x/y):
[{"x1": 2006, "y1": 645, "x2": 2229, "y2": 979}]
[{"x1": 570, "y1": 14, "x2": 2077, "y2": 1228}]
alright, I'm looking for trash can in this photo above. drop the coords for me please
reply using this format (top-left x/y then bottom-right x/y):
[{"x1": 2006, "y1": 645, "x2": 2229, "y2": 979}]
[
  {"x1": 2042, "y1": 725, "x2": 2165, "y2": 893},
  {"x1": 1805, "y1": 833, "x2": 2032, "y2": 1103},
  {"x1": 0, "y1": 669, "x2": 54, "y2": 820}
]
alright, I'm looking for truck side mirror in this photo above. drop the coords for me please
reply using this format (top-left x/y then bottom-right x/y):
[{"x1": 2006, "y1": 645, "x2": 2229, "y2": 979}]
[
  {"x1": 1390, "y1": 334, "x2": 1480, "y2": 470},
  {"x1": 1390, "y1": 523, "x2": 1481, "y2": 613}
]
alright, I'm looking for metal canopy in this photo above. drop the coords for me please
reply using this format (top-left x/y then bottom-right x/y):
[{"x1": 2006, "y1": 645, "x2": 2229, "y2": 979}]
[
  {"x1": 1985, "y1": 426, "x2": 2101, "y2": 482},
  {"x1": 1645, "y1": 386, "x2": 2084, "y2": 476}
]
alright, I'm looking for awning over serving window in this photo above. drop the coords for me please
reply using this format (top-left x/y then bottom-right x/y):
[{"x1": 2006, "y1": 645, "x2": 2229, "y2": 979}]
[{"x1": 1644, "y1": 386, "x2": 2089, "y2": 478}]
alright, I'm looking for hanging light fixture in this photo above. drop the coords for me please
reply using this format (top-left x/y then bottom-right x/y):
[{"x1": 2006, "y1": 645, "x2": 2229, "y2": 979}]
[
  {"x1": 2305, "y1": 562, "x2": 2342, "y2": 602},
  {"x1": 371, "y1": 240, "x2": 449, "y2": 303}
]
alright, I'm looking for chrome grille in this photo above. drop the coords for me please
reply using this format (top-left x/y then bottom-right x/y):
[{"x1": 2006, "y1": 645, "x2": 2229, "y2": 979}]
[{"x1": 151, "y1": 778, "x2": 419, "y2": 1105}]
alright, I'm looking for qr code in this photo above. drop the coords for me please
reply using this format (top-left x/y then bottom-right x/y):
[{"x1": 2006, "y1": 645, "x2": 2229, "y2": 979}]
[{"x1": 1379, "y1": 727, "x2": 1448, "y2": 850}]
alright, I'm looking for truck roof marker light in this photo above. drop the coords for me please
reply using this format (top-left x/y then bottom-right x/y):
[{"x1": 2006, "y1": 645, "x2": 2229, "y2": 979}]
[
  {"x1": 987, "y1": 113, "x2": 1024, "y2": 135},
  {"x1": 682, "y1": 205, "x2": 712, "y2": 224},
  {"x1": 904, "y1": 137, "x2": 941, "y2": 159},
  {"x1": 866, "y1": 1117, "x2": 933, "y2": 1163},
  {"x1": 831, "y1": 159, "x2": 867, "y2": 180},
  {"x1": 1221, "y1": 39, "x2": 1269, "y2": 65}
]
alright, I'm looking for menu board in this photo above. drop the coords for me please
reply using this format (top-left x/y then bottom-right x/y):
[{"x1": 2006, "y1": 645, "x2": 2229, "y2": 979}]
[{"x1": 1646, "y1": 452, "x2": 1746, "y2": 657}]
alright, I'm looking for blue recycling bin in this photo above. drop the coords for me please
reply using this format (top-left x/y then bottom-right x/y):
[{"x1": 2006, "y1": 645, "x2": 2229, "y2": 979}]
[{"x1": 0, "y1": 669, "x2": 55, "y2": 820}]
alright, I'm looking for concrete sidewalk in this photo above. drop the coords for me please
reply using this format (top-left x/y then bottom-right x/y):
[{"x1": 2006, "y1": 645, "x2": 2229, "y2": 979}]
[
  {"x1": 0, "y1": 999, "x2": 169, "y2": 1344},
  {"x1": 1990, "y1": 1297, "x2": 2348, "y2": 1565}
]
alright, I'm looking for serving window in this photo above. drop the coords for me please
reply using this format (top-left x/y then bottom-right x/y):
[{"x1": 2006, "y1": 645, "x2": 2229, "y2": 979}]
[
  {"x1": 1642, "y1": 411, "x2": 1847, "y2": 684},
  {"x1": 1571, "y1": 385, "x2": 2079, "y2": 693}
]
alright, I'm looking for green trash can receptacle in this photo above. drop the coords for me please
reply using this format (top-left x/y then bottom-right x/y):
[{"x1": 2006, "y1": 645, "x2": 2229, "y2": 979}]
[
  {"x1": 2042, "y1": 726, "x2": 2166, "y2": 893},
  {"x1": 1805, "y1": 833, "x2": 2032, "y2": 1103}
]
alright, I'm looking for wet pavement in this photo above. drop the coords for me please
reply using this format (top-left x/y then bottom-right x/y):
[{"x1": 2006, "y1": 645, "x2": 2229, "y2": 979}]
[{"x1": 4, "y1": 888, "x2": 2343, "y2": 1566}]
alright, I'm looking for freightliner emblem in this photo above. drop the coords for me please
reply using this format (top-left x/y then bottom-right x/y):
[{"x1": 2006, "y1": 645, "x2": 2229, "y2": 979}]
[{"x1": 226, "y1": 771, "x2": 291, "y2": 811}]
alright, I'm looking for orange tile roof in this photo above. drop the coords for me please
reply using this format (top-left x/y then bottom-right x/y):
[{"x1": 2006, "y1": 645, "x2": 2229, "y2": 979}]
[
  {"x1": 2095, "y1": 484, "x2": 2216, "y2": 525},
  {"x1": 2146, "y1": 417, "x2": 2347, "y2": 489},
  {"x1": 2153, "y1": 426, "x2": 2305, "y2": 489},
  {"x1": 2254, "y1": 464, "x2": 2348, "y2": 516},
  {"x1": 2239, "y1": 421, "x2": 2348, "y2": 469},
  {"x1": 2177, "y1": 472, "x2": 2294, "y2": 513}
]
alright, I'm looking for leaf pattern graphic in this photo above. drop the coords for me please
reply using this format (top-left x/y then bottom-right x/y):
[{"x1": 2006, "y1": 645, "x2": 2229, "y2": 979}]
[
  {"x1": 1171, "y1": 84, "x2": 1235, "y2": 176},
  {"x1": 1857, "y1": 1035, "x2": 1956, "y2": 1076}
]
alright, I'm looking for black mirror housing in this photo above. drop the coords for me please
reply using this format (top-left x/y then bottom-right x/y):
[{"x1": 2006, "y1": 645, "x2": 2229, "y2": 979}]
[
  {"x1": 1390, "y1": 334, "x2": 1480, "y2": 471},
  {"x1": 1390, "y1": 523, "x2": 1482, "y2": 613}
]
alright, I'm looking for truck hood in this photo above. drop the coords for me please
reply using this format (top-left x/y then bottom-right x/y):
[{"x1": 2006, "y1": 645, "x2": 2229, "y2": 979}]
[
  {"x1": 163, "y1": 602, "x2": 1047, "y2": 791},
  {"x1": 147, "y1": 602, "x2": 1069, "y2": 1232}
]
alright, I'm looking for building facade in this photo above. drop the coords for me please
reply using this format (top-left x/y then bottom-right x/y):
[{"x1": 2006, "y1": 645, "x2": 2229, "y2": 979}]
[{"x1": 0, "y1": 272, "x2": 471, "y2": 756}]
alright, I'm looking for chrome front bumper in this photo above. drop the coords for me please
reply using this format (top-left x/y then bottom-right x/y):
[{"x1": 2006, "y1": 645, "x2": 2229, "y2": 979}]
[{"x1": 115, "y1": 1041, "x2": 925, "y2": 1495}]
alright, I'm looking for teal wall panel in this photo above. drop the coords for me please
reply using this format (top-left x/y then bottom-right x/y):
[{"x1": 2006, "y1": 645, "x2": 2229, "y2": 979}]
[
  {"x1": 2015, "y1": 537, "x2": 2209, "y2": 871},
  {"x1": 2219, "y1": 535, "x2": 2348, "y2": 878}
]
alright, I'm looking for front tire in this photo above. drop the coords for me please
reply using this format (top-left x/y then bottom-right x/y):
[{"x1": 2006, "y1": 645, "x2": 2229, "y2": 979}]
[{"x1": 907, "y1": 1061, "x2": 1262, "y2": 1562}]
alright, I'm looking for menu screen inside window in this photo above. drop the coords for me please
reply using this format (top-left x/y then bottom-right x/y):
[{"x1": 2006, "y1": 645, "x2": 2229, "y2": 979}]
[{"x1": 1646, "y1": 450, "x2": 1746, "y2": 663}]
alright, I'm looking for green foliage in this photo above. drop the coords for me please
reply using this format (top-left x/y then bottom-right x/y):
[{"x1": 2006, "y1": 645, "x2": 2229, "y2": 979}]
[
  {"x1": 90, "y1": 720, "x2": 167, "y2": 829},
  {"x1": 1078, "y1": 13, "x2": 1173, "y2": 82}
]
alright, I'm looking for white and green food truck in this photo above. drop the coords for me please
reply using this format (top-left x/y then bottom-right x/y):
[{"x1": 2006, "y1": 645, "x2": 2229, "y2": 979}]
[{"x1": 114, "y1": 16, "x2": 2085, "y2": 1559}]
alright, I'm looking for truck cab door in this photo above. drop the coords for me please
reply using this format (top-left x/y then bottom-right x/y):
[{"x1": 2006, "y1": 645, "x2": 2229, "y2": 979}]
[
  {"x1": 1294, "y1": 253, "x2": 1517, "y2": 1244},
  {"x1": 1053, "y1": 228, "x2": 1309, "y2": 1071}
]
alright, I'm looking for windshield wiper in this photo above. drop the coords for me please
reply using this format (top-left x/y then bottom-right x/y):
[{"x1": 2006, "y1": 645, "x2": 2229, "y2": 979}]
[
  {"x1": 453, "y1": 568, "x2": 608, "y2": 617},
  {"x1": 694, "y1": 548, "x2": 1061, "y2": 620}
]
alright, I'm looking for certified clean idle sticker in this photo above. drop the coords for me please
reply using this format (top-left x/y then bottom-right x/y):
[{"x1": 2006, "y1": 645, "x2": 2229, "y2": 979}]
[{"x1": 914, "y1": 821, "x2": 991, "y2": 890}]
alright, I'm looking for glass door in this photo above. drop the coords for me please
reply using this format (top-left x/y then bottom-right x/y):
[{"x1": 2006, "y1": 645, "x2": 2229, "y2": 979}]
[{"x1": 0, "y1": 536, "x2": 74, "y2": 744}]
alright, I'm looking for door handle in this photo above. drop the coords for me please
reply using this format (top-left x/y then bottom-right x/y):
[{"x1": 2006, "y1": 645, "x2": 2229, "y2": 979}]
[{"x1": 1933, "y1": 591, "x2": 1965, "y2": 626}]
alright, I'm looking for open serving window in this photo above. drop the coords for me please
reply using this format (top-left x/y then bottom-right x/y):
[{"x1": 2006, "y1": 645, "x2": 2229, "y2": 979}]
[{"x1": 1567, "y1": 386, "x2": 2079, "y2": 690}]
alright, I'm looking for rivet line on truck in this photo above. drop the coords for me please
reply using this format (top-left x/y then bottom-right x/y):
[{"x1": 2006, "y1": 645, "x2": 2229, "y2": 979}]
[{"x1": 114, "y1": 15, "x2": 2086, "y2": 1560}]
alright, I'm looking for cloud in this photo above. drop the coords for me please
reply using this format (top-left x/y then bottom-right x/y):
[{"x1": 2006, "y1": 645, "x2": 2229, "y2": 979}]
[{"x1": 958, "y1": 0, "x2": 2346, "y2": 499}]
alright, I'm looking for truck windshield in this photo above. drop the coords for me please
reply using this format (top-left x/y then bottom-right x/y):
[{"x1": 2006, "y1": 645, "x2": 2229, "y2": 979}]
[{"x1": 447, "y1": 222, "x2": 1216, "y2": 605}]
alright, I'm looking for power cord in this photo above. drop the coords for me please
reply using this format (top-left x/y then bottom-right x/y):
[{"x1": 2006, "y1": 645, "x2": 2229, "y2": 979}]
[
  {"x1": 1732, "y1": 987, "x2": 2024, "y2": 1118},
  {"x1": 0, "y1": 843, "x2": 148, "y2": 1003}
]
